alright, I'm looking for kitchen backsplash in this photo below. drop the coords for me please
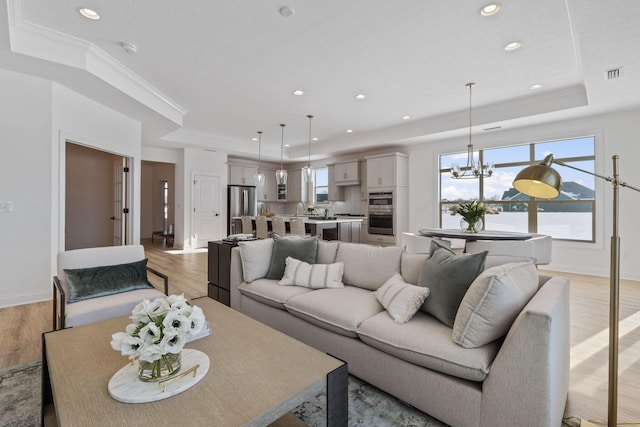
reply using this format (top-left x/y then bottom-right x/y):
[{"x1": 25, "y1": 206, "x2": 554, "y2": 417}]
[{"x1": 258, "y1": 185, "x2": 367, "y2": 216}]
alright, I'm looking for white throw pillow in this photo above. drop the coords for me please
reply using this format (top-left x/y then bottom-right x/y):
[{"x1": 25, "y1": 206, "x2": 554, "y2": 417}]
[
  {"x1": 453, "y1": 262, "x2": 539, "y2": 348},
  {"x1": 238, "y1": 238, "x2": 274, "y2": 283},
  {"x1": 279, "y1": 257, "x2": 344, "y2": 289},
  {"x1": 374, "y1": 273, "x2": 430, "y2": 324}
]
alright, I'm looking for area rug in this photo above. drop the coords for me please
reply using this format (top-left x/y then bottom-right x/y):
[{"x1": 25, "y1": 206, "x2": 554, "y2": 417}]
[
  {"x1": 0, "y1": 360, "x2": 41, "y2": 427},
  {"x1": 1, "y1": 359, "x2": 447, "y2": 426}
]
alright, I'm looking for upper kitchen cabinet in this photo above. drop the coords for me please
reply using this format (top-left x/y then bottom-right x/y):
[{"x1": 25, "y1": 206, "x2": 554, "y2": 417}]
[
  {"x1": 327, "y1": 165, "x2": 345, "y2": 201},
  {"x1": 366, "y1": 153, "x2": 408, "y2": 188},
  {"x1": 229, "y1": 164, "x2": 258, "y2": 186},
  {"x1": 334, "y1": 161, "x2": 360, "y2": 186},
  {"x1": 359, "y1": 160, "x2": 367, "y2": 200},
  {"x1": 258, "y1": 169, "x2": 277, "y2": 201}
]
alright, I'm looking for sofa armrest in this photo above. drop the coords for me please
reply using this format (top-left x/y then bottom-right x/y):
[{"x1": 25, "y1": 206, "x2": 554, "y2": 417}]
[
  {"x1": 480, "y1": 276, "x2": 570, "y2": 427},
  {"x1": 52, "y1": 276, "x2": 65, "y2": 331},
  {"x1": 146, "y1": 266, "x2": 169, "y2": 295},
  {"x1": 230, "y1": 247, "x2": 244, "y2": 309}
]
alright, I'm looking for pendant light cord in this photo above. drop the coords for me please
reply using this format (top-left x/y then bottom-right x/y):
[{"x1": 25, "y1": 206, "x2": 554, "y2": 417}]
[
  {"x1": 257, "y1": 131, "x2": 262, "y2": 162},
  {"x1": 280, "y1": 123, "x2": 285, "y2": 170},
  {"x1": 307, "y1": 115, "x2": 313, "y2": 164}
]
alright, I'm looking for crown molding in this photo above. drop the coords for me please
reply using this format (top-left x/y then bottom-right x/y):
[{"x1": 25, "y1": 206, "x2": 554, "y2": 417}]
[{"x1": 6, "y1": 0, "x2": 186, "y2": 126}]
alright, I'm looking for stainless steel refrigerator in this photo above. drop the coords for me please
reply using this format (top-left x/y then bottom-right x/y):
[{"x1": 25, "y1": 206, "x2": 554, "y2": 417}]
[{"x1": 227, "y1": 185, "x2": 257, "y2": 236}]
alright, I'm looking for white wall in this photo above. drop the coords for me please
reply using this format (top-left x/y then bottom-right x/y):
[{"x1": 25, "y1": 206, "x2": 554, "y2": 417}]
[
  {"x1": 0, "y1": 69, "x2": 53, "y2": 307},
  {"x1": 407, "y1": 108, "x2": 640, "y2": 280},
  {"x1": 0, "y1": 69, "x2": 144, "y2": 308},
  {"x1": 174, "y1": 148, "x2": 228, "y2": 249}
]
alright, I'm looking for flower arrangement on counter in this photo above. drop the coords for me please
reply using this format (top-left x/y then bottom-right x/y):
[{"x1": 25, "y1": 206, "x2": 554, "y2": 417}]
[
  {"x1": 110, "y1": 294, "x2": 205, "y2": 380},
  {"x1": 307, "y1": 205, "x2": 315, "y2": 213},
  {"x1": 449, "y1": 200, "x2": 499, "y2": 233}
]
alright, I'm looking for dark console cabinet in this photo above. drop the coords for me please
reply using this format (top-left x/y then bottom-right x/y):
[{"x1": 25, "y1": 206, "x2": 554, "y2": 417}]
[{"x1": 208, "y1": 241, "x2": 234, "y2": 306}]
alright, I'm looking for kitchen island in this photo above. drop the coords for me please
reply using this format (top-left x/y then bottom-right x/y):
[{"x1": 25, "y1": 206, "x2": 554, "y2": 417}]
[{"x1": 231, "y1": 216, "x2": 363, "y2": 243}]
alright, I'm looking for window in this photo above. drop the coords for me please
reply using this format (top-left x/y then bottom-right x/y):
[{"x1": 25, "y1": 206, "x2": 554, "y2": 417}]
[
  {"x1": 314, "y1": 168, "x2": 328, "y2": 203},
  {"x1": 439, "y1": 136, "x2": 596, "y2": 242}
]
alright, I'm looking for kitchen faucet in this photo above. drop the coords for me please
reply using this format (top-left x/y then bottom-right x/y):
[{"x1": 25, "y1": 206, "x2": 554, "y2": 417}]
[{"x1": 295, "y1": 201, "x2": 306, "y2": 218}]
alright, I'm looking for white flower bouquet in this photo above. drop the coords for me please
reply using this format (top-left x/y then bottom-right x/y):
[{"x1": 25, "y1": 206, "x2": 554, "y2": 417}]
[{"x1": 110, "y1": 294, "x2": 206, "y2": 380}]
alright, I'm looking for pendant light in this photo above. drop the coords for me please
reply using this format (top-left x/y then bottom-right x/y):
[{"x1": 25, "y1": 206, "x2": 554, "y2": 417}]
[
  {"x1": 302, "y1": 114, "x2": 315, "y2": 183},
  {"x1": 450, "y1": 83, "x2": 494, "y2": 179},
  {"x1": 275, "y1": 123, "x2": 288, "y2": 185},
  {"x1": 254, "y1": 131, "x2": 265, "y2": 186}
]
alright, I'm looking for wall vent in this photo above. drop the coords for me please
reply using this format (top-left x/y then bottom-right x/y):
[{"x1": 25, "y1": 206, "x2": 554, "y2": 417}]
[{"x1": 605, "y1": 67, "x2": 623, "y2": 80}]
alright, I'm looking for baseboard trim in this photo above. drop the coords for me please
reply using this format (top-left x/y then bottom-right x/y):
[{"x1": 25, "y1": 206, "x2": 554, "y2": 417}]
[{"x1": 0, "y1": 290, "x2": 51, "y2": 309}]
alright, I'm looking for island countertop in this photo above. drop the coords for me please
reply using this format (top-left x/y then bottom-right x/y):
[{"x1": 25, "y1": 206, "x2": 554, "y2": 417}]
[{"x1": 231, "y1": 216, "x2": 363, "y2": 224}]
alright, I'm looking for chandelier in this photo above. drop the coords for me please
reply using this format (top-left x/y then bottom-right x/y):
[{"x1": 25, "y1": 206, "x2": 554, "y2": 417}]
[
  {"x1": 254, "y1": 131, "x2": 265, "y2": 186},
  {"x1": 451, "y1": 83, "x2": 493, "y2": 179},
  {"x1": 302, "y1": 114, "x2": 315, "y2": 183},
  {"x1": 275, "y1": 123, "x2": 288, "y2": 185}
]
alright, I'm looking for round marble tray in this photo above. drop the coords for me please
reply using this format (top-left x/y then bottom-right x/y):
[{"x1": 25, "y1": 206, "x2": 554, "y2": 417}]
[{"x1": 108, "y1": 349, "x2": 210, "y2": 403}]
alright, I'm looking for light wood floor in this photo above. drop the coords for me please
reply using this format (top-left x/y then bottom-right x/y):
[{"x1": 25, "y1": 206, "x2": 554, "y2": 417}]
[{"x1": 1, "y1": 240, "x2": 639, "y2": 425}]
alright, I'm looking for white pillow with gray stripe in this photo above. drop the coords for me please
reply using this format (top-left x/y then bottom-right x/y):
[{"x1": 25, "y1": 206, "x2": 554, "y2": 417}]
[
  {"x1": 279, "y1": 257, "x2": 344, "y2": 289},
  {"x1": 374, "y1": 273, "x2": 430, "y2": 324}
]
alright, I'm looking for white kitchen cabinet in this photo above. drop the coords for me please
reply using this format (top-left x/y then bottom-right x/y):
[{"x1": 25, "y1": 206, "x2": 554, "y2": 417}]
[
  {"x1": 258, "y1": 169, "x2": 277, "y2": 201},
  {"x1": 334, "y1": 161, "x2": 360, "y2": 186},
  {"x1": 359, "y1": 160, "x2": 367, "y2": 200},
  {"x1": 327, "y1": 165, "x2": 344, "y2": 201},
  {"x1": 229, "y1": 164, "x2": 258, "y2": 186},
  {"x1": 366, "y1": 153, "x2": 408, "y2": 188}
]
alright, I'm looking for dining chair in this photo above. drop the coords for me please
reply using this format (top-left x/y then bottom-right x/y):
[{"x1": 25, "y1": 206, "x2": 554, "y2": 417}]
[
  {"x1": 255, "y1": 216, "x2": 270, "y2": 239},
  {"x1": 465, "y1": 233, "x2": 552, "y2": 265},
  {"x1": 271, "y1": 216, "x2": 287, "y2": 236},
  {"x1": 289, "y1": 217, "x2": 307, "y2": 236},
  {"x1": 241, "y1": 216, "x2": 254, "y2": 236}
]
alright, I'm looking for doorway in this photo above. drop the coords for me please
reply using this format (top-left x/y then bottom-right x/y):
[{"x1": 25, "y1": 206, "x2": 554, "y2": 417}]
[
  {"x1": 192, "y1": 173, "x2": 221, "y2": 248},
  {"x1": 65, "y1": 142, "x2": 131, "y2": 250}
]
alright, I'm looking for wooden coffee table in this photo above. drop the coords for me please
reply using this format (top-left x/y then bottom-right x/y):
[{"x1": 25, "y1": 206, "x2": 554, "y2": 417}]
[{"x1": 42, "y1": 298, "x2": 347, "y2": 426}]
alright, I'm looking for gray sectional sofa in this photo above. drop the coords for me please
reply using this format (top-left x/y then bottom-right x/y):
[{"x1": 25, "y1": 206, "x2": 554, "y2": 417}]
[{"x1": 229, "y1": 238, "x2": 570, "y2": 427}]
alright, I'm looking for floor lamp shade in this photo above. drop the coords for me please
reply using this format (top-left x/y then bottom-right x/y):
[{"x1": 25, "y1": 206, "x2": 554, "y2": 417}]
[{"x1": 512, "y1": 154, "x2": 562, "y2": 199}]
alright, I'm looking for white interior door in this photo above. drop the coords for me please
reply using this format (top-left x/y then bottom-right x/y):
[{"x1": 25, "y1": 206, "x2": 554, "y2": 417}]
[{"x1": 192, "y1": 174, "x2": 221, "y2": 248}]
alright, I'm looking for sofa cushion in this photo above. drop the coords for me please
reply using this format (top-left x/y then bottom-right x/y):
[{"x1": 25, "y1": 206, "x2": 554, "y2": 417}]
[
  {"x1": 65, "y1": 288, "x2": 166, "y2": 328},
  {"x1": 266, "y1": 233, "x2": 319, "y2": 280},
  {"x1": 239, "y1": 278, "x2": 312, "y2": 309},
  {"x1": 400, "y1": 252, "x2": 429, "y2": 285},
  {"x1": 356, "y1": 311, "x2": 500, "y2": 382},
  {"x1": 453, "y1": 262, "x2": 539, "y2": 348},
  {"x1": 484, "y1": 254, "x2": 536, "y2": 269},
  {"x1": 335, "y1": 243, "x2": 402, "y2": 290},
  {"x1": 238, "y1": 238, "x2": 274, "y2": 283},
  {"x1": 64, "y1": 259, "x2": 153, "y2": 303},
  {"x1": 285, "y1": 286, "x2": 383, "y2": 337},
  {"x1": 374, "y1": 273, "x2": 429, "y2": 324},
  {"x1": 279, "y1": 257, "x2": 344, "y2": 289},
  {"x1": 317, "y1": 240, "x2": 340, "y2": 264},
  {"x1": 418, "y1": 242, "x2": 487, "y2": 327}
]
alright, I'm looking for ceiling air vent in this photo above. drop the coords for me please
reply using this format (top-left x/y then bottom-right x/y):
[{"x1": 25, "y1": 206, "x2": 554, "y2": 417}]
[{"x1": 605, "y1": 67, "x2": 623, "y2": 80}]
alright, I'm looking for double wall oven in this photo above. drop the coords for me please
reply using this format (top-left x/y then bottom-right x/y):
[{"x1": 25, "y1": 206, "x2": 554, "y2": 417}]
[{"x1": 368, "y1": 191, "x2": 394, "y2": 236}]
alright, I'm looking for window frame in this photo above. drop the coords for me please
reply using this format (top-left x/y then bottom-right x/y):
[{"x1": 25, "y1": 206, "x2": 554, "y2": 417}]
[{"x1": 439, "y1": 136, "x2": 596, "y2": 243}]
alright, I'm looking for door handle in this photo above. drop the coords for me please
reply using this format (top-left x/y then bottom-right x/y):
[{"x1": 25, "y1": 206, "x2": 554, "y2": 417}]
[
  {"x1": 110, "y1": 216, "x2": 116, "y2": 220},
  {"x1": 215, "y1": 213, "x2": 219, "y2": 216}
]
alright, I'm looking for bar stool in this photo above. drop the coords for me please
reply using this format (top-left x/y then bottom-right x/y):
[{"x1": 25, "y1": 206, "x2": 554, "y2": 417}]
[
  {"x1": 289, "y1": 217, "x2": 307, "y2": 236},
  {"x1": 271, "y1": 216, "x2": 286, "y2": 236},
  {"x1": 241, "y1": 216, "x2": 254, "y2": 236},
  {"x1": 255, "y1": 216, "x2": 270, "y2": 239}
]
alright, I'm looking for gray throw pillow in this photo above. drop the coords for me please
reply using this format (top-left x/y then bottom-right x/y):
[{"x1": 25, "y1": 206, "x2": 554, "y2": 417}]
[
  {"x1": 64, "y1": 259, "x2": 153, "y2": 303},
  {"x1": 417, "y1": 241, "x2": 488, "y2": 327},
  {"x1": 266, "y1": 233, "x2": 319, "y2": 279}
]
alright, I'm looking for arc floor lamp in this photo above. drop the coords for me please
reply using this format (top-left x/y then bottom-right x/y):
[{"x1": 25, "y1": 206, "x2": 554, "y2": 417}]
[{"x1": 513, "y1": 154, "x2": 640, "y2": 427}]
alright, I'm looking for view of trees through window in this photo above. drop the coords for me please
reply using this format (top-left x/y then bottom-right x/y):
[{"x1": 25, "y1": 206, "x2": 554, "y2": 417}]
[{"x1": 439, "y1": 136, "x2": 596, "y2": 242}]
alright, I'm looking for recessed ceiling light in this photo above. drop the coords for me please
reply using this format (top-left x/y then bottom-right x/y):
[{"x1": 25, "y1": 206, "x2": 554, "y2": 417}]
[
  {"x1": 402, "y1": 115, "x2": 411, "y2": 120},
  {"x1": 285, "y1": 144, "x2": 291, "y2": 147},
  {"x1": 530, "y1": 83, "x2": 544, "y2": 90},
  {"x1": 78, "y1": 7, "x2": 100, "y2": 20},
  {"x1": 312, "y1": 137, "x2": 319, "y2": 141},
  {"x1": 354, "y1": 94, "x2": 366, "y2": 100},
  {"x1": 251, "y1": 137, "x2": 258, "y2": 141},
  {"x1": 279, "y1": 6, "x2": 295, "y2": 17},
  {"x1": 292, "y1": 90, "x2": 304, "y2": 96},
  {"x1": 346, "y1": 129, "x2": 353, "y2": 133},
  {"x1": 504, "y1": 41, "x2": 522, "y2": 51},
  {"x1": 480, "y1": 3, "x2": 501, "y2": 16}
]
